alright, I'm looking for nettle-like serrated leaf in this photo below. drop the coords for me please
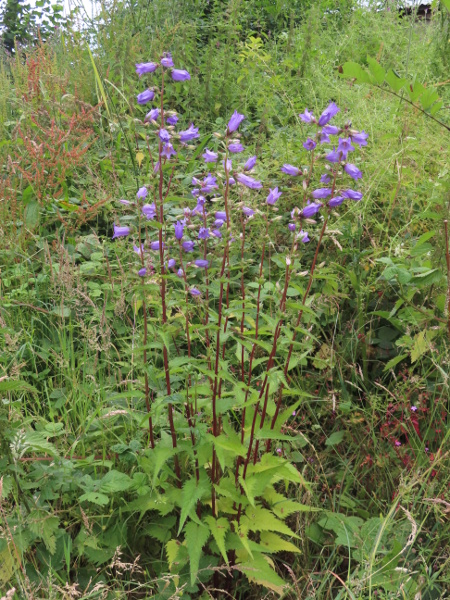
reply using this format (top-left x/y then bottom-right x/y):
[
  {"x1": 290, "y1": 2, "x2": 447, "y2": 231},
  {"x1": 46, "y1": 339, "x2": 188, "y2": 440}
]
[
  {"x1": 319, "y1": 513, "x2": 364, "y2": 548},
  {"x1": 241, "y1": 506, "x2": 298, "y2": 538},
  {"x1": 260, "y1": 531, "x2": 301, "y2": 554},
  {"x1": 29, "y1": 511, "x2": 60, "y2": 555},
  {"x1": 166, "y1": 539, "x2": 182, "y2": 570},
  {"x1": 367, "y1": 56, "x2": 385, "y2": 84},
  {"x1": 239, "y1": 467, "x2": 279, "y2": 507},
  {"x1": 178, "y1": 472, "x2": 211, "y2": 534},
  {"x1": 236, "y1": 553, "x2": 286, "y2": 595},
  {"x1": 99, "y1": 470, "x2": 133, "y2": 493},
  {"x1": 205, "y1": 516, "x2": 230, "y2": 564},
  {"x1": 385, "y1": 69, "x2": 408, "y2": 93},
  {"x1": 0, "y1": 379, "x2": 38, "y2": 393},
  {"x1": 410, "y1": 329, "x2": 438, "y2": 363},
  {"x1": 79, "y1": 492, "x2": 110, "y2": 506},
  {"x1": 184, "y1": 521, "x2": 210, "y2": 586},
  {"x1": 340, "y1": 61, "x2": 371, "y2": 83}
]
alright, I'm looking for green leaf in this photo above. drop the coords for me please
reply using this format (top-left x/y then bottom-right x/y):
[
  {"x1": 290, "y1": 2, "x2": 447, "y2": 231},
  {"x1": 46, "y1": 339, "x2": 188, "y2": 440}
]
[
  {"x1": 410, "y1": 329, "x2": 438, "y2": 363},
  {"x1": 29, "y1": 511, "x2": 60, "y2": 554},
  {"x1": 205, "y1": 516, "x2": 230, "y2": 564},
  {"x1": 339, "y1": 61, "x2": 371, "y2": 84},
  {"x1": 79, "y1": 492, "x2": 109, "y2": 506},
  {"x1": 367, "y1": 57, "x2": 385, "y2": 84},
  {"x1": 410, "y1": 269, "x2": 443, "y2": 287},
  {"x1": 325, "y1": 431, "x2": 345, "y2": 446},
  {"x1": 236, "y1": 554, "x2": 286, "y2": 595},
  {"x1": 166, "y1": 539, "x2": 182, "y2": 569},
  {"x1": 383, "y1": 353, "x2": 408, "y2": 372},
  {"x1": 184, "y1": 521, "x2": 210, "y2": 586},
  {"x1": 24, "y1": 201, "x2": 40, "y2": 229},
  {"x1": 241, "y1": 506, "x2": 298, "y2": 538},
  {"x1": 260, "y1": 531, "x2": 300, "y2": 554},
  {"x1": 99, "y1": 471, "x2": 133, "y2": 493},
  {"x1": 178, "y1": 472, "x2": 211, "y2": 534},
  {"x1": 385, "y1": 70, "x2": 408, "y2": 93},
  {"x1": 0, "y1": 380, "x2": 37, "y2": 393},
  {"x1": 430, "y1": 100, "x2": 443, "y2": 116},
  {"x1": 407, "y1": 80, "x2": 425, "y2": 102},
  {"x1": 419, "y1": 87, "x2": 439, "y2": 110}
]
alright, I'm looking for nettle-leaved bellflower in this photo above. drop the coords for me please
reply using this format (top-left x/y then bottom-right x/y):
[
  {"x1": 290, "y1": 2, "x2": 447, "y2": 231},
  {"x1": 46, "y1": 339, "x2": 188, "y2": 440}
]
[
  {"x1": 301, "y1": 202, "x2": 322, "y2": 218},
  {"x1": 288, "y1": 223, "x2": 296, "y2": 231},
  {"x1": 159, "y1": 129, "x2": 170, "y2": 143},
  {"x1": 179, "y1": 124, "x2": 199, "y2": 142},
  {"x1": 244, "y1": 156, "x2": 257, "y2": 171},
  {"x1": 142, "y1": 203, "x2": 156, "y2": 220},
  {"x1": 161, "y1": 53, "x2": 174, "y2": 68},
  {"x1": 320, "y1": 173, "x2": 331, "y2": 184},
  {"x1": 227, "y1": 110, "x2": 245, "y2": 133},
  {"x1": 137, "y1": 186, "x2": 148, "y2": 199},
  {"x1": 237, "y1": 173, "x2": 263, "y2": 189},
  {"x1": 318, "y1": 102, "x2": 340, "y2": 127},
  {"x1": 215, "y1": 211, "x2": 227, "y2": 221},
  {"x1": 266, "y1": 187, "x2": 282, "y2": 205},
  {"x1": 150, "y1": 240, "x2": 163, "y2": 250},
  {"x1": 137, "y1": 90, "x2": 155, "y2": 105},
  {"x1": 328, "y1": 196, "x2": 345, "y2": 207},
  {"x1": 350, "y1": 130, "x2": 368, "y2": 147},
  {"x1": 190, "y1": 287, "x2": 201, "y2": 297},
  {"x1": 322, "y1": 124, "x2": 340, "y2": 135},
  {"x1": 344, "y1": 163, "x2": 363, "y2": 180},
  {"x1": 195, "y1": 259, "x2": 209, "y2": 268},
  {"x1": 299, "y1": 108, "x2": 314, "y2": 123},
  {"x1": 167, "y1": 258, "x2": 176, "y2": 269},
  {"x1": 133, "y1": 244, "x2": 145, "y2": 256},
  {"x1": 138, "y1": 267, "x2": 147, "y2": 277},
  {"x1": 203, "y1": 149, "x2": 218, "y2": 163},
  {"x1": 198, "y1": 227, "x2": 210, "y2": 239},
  {"x1": 171, "y1": 69, "x2": 190, "y2": 81},
  {"x1": 312, "y1": 188, "x2": 332, "y2": 199},
  {"x1": 182, "y1": 240, "x2": 195, "y2": 252},
  {"x1": 343, "y1": 189, "x2": 363, "y2": 201},
  {"x1": 303, "y1": 138, "x2": 316, "y2": 151},
  {"x1": 174, "y1": 221, "x2": 184, "y2": 240},
  {"x1": 166, "y1": 114, "x2": 179, "y2": 126},
  {"x1": 298, "y1": 229, "x2": 310, "y2": 243},
  {"x1": 223, "y1": 158, "x2": 232, "y2": 172},
  {"x1": 281, "y1": 164, "x2": 300, "y2": 176},
  {"x1": 146, "y1": 108, "x2": 159, "y2": 121},
  {"x1": 112, "y1": 224, "x2": 131, "y2": 239},
  {"x1": 214, "y1": 219, "x2": 225, "y2": 228},
  {"x1": 228, "y1": 143, "x2": 244, "y2": 153},
  {"x1": 325, "y1": 147, "x2": 341, "y2": 163},
  {"x1": 136, "y1": 62, "x2": 158, "y2": 76},
  {"x1": 338, "y1": 137, "x2": 355, "y2": 155},
  {"x1": 242, "y1": 206, "x2": 254, "y2": 217},
  {"x1": 320, "y1": 133, "x2": 330, "y2": 144},
  {"x1": 161, "y1": 143, "x2": 177, "y2": 159}
]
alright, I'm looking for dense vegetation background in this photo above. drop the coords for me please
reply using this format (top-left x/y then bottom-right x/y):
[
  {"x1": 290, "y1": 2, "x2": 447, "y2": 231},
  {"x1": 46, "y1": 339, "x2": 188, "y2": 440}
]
[{"x1": 0, "y1": 0, "x2": 450, "y2": 598}]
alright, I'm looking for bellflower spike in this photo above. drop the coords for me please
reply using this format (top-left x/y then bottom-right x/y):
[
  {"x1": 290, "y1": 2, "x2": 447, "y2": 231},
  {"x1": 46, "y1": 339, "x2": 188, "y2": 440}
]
[
  {"x1": 112, "y1": 225, "x2": 130, "y2": 239},
  {"x1": 350, "y1": 130, "x2": 368, "y2": 147},
  {"x1": 195, "y1": 259, "x2": 209, "y2": 268},
  {"x1": 266, "y1": 187, "x2": 282, "y2": 205},
  {"x1": 171, "y1": 69, "x2": 190, "y2": 81},
  {"x1": 198, "y1": 227, "x2": 210, "y2": 239},
  {"x1": 312, "y1": 188, "x2": 332, "y2": 199},
  {"x1": 288, "y1": 223, "x2": 296, "y2": 232},
  {"x1": 318, "y1": 102, "x2": 340, "y2": 126},
  {"x1": 146, "y1": 108, "x2": 159, "y2": 121},
  {"x1": 242, "y1": 206, "x2": 254, "y2": 217},
  {"x1": 303, "y1": 138, "x2": 316, "y2": 151},
  {"x1": 338, "y1": 137, "x2": 355, "y2": 154},
  {"x1": 237, "y1": 173, "x2": 263, "y2": 189},
  {"x1": 166, "y1": 114, "x2": 178, "y2": 126},
  {"x1": 190, "y1": 287, "x2": 201, "y2": 297},
  {"x1": 167, "y1": 258, "x2": 176, "y2": 269},
  {"x1": 137, "y1": 89, "x2": 154, "y2": 104},
  {"x1": 281, "y1": 164, "x2": 300, "y2": 176},
  {"x1": 325, "y1": 147, "x2": 341, "y2": 163},
  {"x1": 203, "y1": 149, "x2": 218, "y2": 163},
  {"x1": 161, "y1": 53, "x2": 174, "y2": 68},
  {"x1": 244, "y1": 156, "x2": 257, "y2": 171},
  {"x1": 328, "y1": 196, "x2": 345, "y2": 207},
  {"x1": 137, "y1": 186, "x2": 148, "y2": 200},
  {"x1": 182, "y1": 240, "x2": 195, "y2": 252},
  {"x1": 179, "y1": 124, "x2": 199, "y2": 142},
  {"x1": 344, "y1": 163, "x2": 363, "y2": 180},
  {"x1": 174, "y1": 221, "x2": 184, "y2": 240},
  {"x1": 136, "y1": 62, "x2": 158, "y2": 76},
  {"x1": 301, "y1": 202, "x2": 322, "y2": 218},
  {"x1": 323, "y1": 125, "x2": 340, "y2": 135},
  {"x1": 161, "y1": 143, "x2": 177, "y2": 159},
  {"x1": 343, "y1": 189, "x2": 363, "y2": 201},
  {"x1": 227, "y1": 110, "x2": 245, "y2": 133},
  {"x1": 228, "y1": 143, "x2": 244, "y2": 153},
  {"x1": 159, "y1": 129, "x2": 170, "y2": 143},
  {"x1": 215, "y1": 211, "x2": 227, "y2": 221},
  {"x1": 299, "y1": 108, "x2": 314, "y2": 123},
  {"x1": 142, "y1": 203, "x2": 156, "y2": 220},
  {"x1": 298, "y1": 229, "x2": 310, "y2": 243},
  {"x1": 320, "y1": 173, "x2": 331, "y2": 184},
  {"x1": 138, "y1": 267, "x2": 147, "y2": 277}
]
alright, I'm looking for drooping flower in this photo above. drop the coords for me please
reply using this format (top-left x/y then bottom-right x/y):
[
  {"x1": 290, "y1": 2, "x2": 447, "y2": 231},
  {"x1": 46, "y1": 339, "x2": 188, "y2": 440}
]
[
  {"x1": 215, "y1": 211, "x2": 227, "y2": 221},
  {"x1": 318, "y1": 102, "x2": 340, "y2": 127},
  {"x1": 174, "y1": 221, "x2": 184, "y2": 240},
  {"x1": 137, "y1": 90, "x2": 155, "y2": 104},
  {"x1": 312, "y1": 188, "x2": 332, "y2": 199},
  {"x1": 177, "y1": 268, "x2": 184, "y2": 278},
  {"x1": 167, "y1": 258, "x2": 176, "y2": 269},
  {"x1": 203, "y1": 148, "x2": 218, "y2": 163},
  {"x1": 303, "y1": 138, "x2": 316, "y2": 151},
  {"x1": 228, "y1": 143, "x2": 244, "y2": 153},
  {"x1": 142, "y1": 203, "x2": 157, "y2": 220},
  {"x1": 112, "y1": 224, "x2": 131, "y2": 239},
  {"x1": 242, "y1": 206, "x2": 254, "y2": 217},
  {"x1": 320, "y1": 173, "x2": 331, "y2": 184},
  {"x1": 137, "y1": 186, "x2": 148, "y2": 199},
  {"x1": 301, "y1": 202, "x2": 322, "y2": 218},
  {"x1": 227, "y1": 110, "x2": 245, "y2": 133},
  {"x1": 266, "y1": 187, "x2": 282, "y2": 205},
  {"x1": 229, "y1": 176, "x2": 236, "y2": 186},
  {"x1": 244, "y1": 156, "x2": 257, "y2": 171},
  {"x1": 166, "y1": 114, "x2": 179, "y2": 126},
  {"x1": 159, "y1": 129, "x2": 170, "y2": 143},
  {"x1": 325, "y1": 147, "x2": 341, "y2": 163},
  {"x1": 281, "y1": 164, "x2": 300, "y2": 176},
  {"x1": 150, "y1": 240, "x2": 163, "y2": 250},
  {"x1": 146, "y1": 108, "x2": 160, "y2": 121},
  {"x1": 299, "y1": 108, "x2": 314, "y2": 123},
  {"x1": 344, "y1": 163, "x2": 363, "y2": 180},
  {"x1": 195, "y1": 259, "x2": 209, "y2": 268},
  {"x1": 190, "y1": 287, "x2": 201, "y2": 297},
  {"x1": 350, "y1": 130, "x2": 369, "y2": 147},
  {"x1": 136, "y1": 62, "x2": 158, "y2": 76},
  {"x1": 338, "y1": 137, "x2": 355, "y2": 155},
  {"x1": 322, "y1": 124, "x2": 340, "y2": 135},
  {"x1": 179, "y1": 124, "x2": 199, "y2": 142},
  {"x1": 138, "y1": 267, "x2": 147, "y2": 277},
  {"x1": 328, "y1": 196, "x2": 345, "y2": 207},
  {"x1": 237, "y1": 173, "x2": 263, "y2": 189},
  {"x1": 288, "y1": 223, "x2": 296, "y2": 231},
  {"x1": 161, "y1": 53, "x2": 174, "y2": 68},
  {"x1": 297, "y1": 229, "x2": 310, "y2": 243},
  {"x1": 182, "y1": 240, "x2": 195, "y2": 252},
  {"x1": 342, "y1": 189, "x2": 363, "y2": 201},
  {"x1": 214, "y1": 219, "x2": 225, "y2": 228},
  {"x1": 171, "y1": 69, "x2": 190, "y2": 81},
  {"x1": 161, "y1": 143, "x2": 177, "y2": 159}
]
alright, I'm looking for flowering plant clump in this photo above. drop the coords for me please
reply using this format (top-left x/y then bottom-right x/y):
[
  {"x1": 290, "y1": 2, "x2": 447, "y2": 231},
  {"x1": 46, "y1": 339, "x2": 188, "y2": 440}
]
[{"x1": 112, "y1": 55, "x2": 368, "y2": 593}]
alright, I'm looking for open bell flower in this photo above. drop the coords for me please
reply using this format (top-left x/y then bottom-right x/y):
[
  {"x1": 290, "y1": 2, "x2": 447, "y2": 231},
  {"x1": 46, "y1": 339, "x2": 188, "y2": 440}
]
[
  {"x1": 266, "y1": 187, "x2": 282, "y2": 205},
  {"x1": 312, "y1": 188, "x2": 332, "y2": 199},
  {"x1": 137, "y1": 90, "x2": 155, "y2": 104},
  {"x1": 350, "y1": 130, "x2": 368, "y2": 147},
  {"x1": 227, "y1": 110, "x2": 245, "y2": 133},
  {"x1": 203, "y1": 148, "x2": 218, "y2": 163},
  {"x1": 137, "y1": 186, "x2": 148, "y2": 199},
  {"x1": 166, "y1": 114, "x2": 178, "y2": 126},
  {"x1": 242, "y1": 206, "x2": 254, "y2": 217},
  {"x1": 195, "y1": 259, "x2": 209, "y2": 268},
  {"x1": 244, "y1": 156, "x2": 257, "y2": 171},
  {"x1": 171, "y1": 69, "x2": 190, "y2": 81},
  {"x1": 338, "y1": 137, "x2": 355, "y2": 154},
  {"x1": 142, "y1": 203, "x2": 156, "y2": 220},
  {"x1": 190, "y1": 287, "x2": 201, "y2": 297},
  {"x1": 174, "y1": 221, "x2": 184, "y2": 240},
  {"x1": 303, "y1": 138, "x2": 316, "y2": 151},
  {"x1": 297, "y1": 229, "x2": 310, "y2": 243},
  {"x1": 159, "y1": 129, "x2": 170, "y2": 143},
  {"x1": 301, "y1": 202, "x2": 322, "y2": 218},
  {"x1": 228, "y1": 143, "x2": 244, "y2": 153},
  {"x1": 237, "y1": 173, "x2": 262, "y2": 189},
  {"x1": 198, "y1": 227, "x2": 210, "y2": 239},
  {"x1": 112, "y1": 224, "x2": 131, "y2": 239},
  {"x1": 344, "y1": 163, "x2": 363, "y2": 180},
  {"x1": 179, "y1": 124, "x2": 199, "y2": 142},
  {"x1": 281, "y1": 164, "x2": 300, "y2": 176},
  {"x1": 161, "y1": 143, "x2": 177, "y2": 159},
  {"x1": 182, "y1": 240, "x2": 195, "y2": 252},
  {"x1": 328, "y1": 196, "x2": 345, "y2": 207},
  {"x1": 299, "y1": 108, "x2": 314, "y2": 123},
  {"x1": 343, "y1": 189, "x2": 363, "y2": 201},
  {"x1": 318, "y1": 102, "x2": 340, "y2": 126},
  {"x1": 136, "y1": 62, "x2": 158, "y2": 76},
  {"x1": 146, "y1": 108, "x2": 160, "y2": 121},
  {"x1": 161, "y1": 53, "x2": 174, "y2": 68}
]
